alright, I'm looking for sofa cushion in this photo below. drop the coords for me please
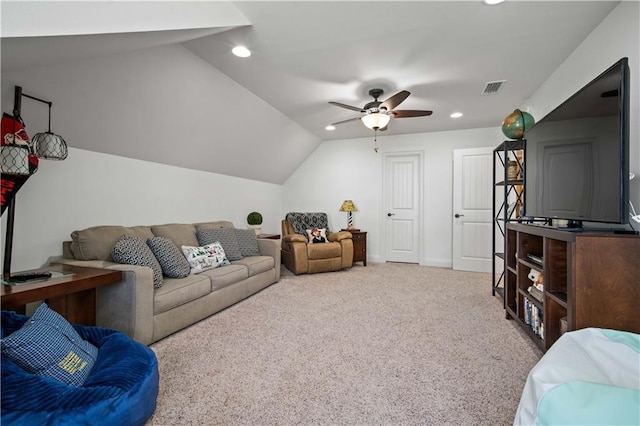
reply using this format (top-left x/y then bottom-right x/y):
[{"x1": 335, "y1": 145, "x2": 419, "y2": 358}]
[
  {"x1": 70, "y1": 225, "x2": 154, "y2": 261},
  {"x1": 232, "y1": 256, "x2": 274, "y2": 277},
  {"x1": 201, "y1": 264, "x2": 249, "y2": 291},
  {"x1": 150, "y1": 223, "x2": 198, "y2": 248},
  {"x1": 153, "y1": 275, "x2": 212, "y2": 315},
  {"x1": 286, "y1": 212, "x2": 331, "y2": 236},
  {"x1": 181, "y1": 243, "x2": 230, "y2": 274},
  {"x1": 0, "y1": 304, "x2": 98, "y2": 386},
  {"x1": 307, "y1": 241, "x2": 342, "y2": 260},
  {"x1": 234, "y1": 229, "x2": 261, "y2": 257},
  {"x1": 146, "y1": 237, "x2": 190, "y2": 279},
  {"x1": 197, "y1": 228, "x2": 243, "y2": 261},
  {"x1": 112, "y1": 235, "x2": 164, "y2": 288}
]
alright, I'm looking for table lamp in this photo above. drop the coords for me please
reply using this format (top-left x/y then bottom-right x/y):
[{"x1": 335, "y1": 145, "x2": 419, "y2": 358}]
[{"x1": 339, "y1": 200, "x2": 358, "y2": 230}]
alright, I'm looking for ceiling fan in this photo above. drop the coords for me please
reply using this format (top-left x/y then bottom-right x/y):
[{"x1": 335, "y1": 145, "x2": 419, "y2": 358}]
[{"x1": 329, "y1": 88, "x2": 433, "y2": 132}]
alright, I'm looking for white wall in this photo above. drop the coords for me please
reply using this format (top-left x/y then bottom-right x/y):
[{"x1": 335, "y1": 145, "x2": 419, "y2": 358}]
[
  {"x1": 1, "y1": 147, "x2": 282, "y2": 272},
  {"x1": 524, "y1": 1, "x2": 640, "y2": 209},
  {"x1": 282, "y1": 127, "x2": 503, "y2": 267}
]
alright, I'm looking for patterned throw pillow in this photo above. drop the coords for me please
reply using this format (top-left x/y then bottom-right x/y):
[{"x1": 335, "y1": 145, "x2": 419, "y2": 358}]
[
  {"x1": 234, "y1": 229, "x2": 261, "y2": 257},
  {"x1": 146, "y1": 236, "x2": 191, "y2": 279},
  {"x1": 196, "y1": 228, "x2": 243, "y2": 261},
  {"x1": 306, "y1": 228, "x2": 328, "y2": 244},
  {"x1": 181, "y1": 243, "x2": 231, "y2": 274},
  {"x1": 0, "y1": 304, "x2": 98, "y2": 386},
  {"x1": 112, "y1": 234, "x2": 164, "y2": 288}
]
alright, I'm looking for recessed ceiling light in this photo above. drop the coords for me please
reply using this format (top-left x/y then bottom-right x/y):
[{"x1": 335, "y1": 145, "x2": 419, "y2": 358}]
[
  {"x1": 325, "y1": 125, "x2": 336, "y2": 131},
  {"x1": 484, "y1": 0, "x2": 506, "y2": 5},
  {"x1": 450, "y1": 112, "x2": 463, "y2": 118},
  {"x1": 232, "y1": 46, "x2": 251, "y2": 58}
]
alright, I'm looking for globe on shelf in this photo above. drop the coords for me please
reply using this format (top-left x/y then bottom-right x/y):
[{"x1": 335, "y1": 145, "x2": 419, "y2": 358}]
[{"x1": 501, "y1": 109, "x2": 535, "y2": 139}]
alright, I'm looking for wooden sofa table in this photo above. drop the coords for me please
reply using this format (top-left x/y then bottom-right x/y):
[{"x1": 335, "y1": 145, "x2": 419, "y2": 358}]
[{"x1": 1, "y1": 264, "x2": 123, "y2": 326}]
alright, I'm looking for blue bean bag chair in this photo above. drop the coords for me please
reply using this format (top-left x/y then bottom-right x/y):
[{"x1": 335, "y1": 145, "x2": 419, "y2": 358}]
[{"x1": 1, "y1": 310, "x2": 159, "y2": 426}]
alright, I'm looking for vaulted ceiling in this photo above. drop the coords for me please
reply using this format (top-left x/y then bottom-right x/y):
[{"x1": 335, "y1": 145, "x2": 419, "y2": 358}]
[{"x1": 1, "y1": 1, "x2": 619, "y2": 184}]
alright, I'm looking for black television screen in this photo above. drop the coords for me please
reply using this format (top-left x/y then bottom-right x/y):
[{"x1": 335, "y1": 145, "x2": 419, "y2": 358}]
[{"x1": 524, "y1": 57, "x2": 630, "y2": 227}]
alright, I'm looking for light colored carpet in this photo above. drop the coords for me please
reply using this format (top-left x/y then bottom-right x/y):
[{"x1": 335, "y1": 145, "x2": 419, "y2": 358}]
[{"x1": 148, "y1": 262, "x2": 542, "y2": 425}]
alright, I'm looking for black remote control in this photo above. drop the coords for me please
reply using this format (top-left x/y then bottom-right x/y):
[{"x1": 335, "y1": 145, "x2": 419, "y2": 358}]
[{"x1": 7, "y1": 271, "x2": 52, "y2": 283}]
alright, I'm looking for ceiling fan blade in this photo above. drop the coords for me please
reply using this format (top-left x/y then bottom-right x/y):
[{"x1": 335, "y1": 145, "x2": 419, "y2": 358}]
[
  {"x1": 331, "y1": 117, "x2": 362, "y2": 126},
  {"x1": 392, "y1": 109, "x2": 433, "y2": 118},
  {"x1": 380, "y1": 90, "x2": 410, "y2": 111},
  {"x1": 329, "y1": 101, "x2": 365, "y2": 112}
]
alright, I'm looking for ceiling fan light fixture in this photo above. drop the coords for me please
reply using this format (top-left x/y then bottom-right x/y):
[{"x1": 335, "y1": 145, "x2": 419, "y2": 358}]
[{"x1": 361, "y1": 112, "x2": 391, "y2": 130}]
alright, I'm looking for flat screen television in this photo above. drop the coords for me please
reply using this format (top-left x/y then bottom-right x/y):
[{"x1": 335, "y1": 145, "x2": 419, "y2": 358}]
[{"x1": 524, "y1": 57, "x2": 630, "y2": 229}]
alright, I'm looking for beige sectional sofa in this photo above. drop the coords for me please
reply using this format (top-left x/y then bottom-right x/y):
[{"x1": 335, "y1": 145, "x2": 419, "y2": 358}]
[{"x1": 56, "y1": 221, "x2": 280, "y2": 345}]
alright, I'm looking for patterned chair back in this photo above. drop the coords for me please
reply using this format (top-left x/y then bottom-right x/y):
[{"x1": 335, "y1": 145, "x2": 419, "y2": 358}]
[{"x1": 285, "y1": 212, "x2": 331, "y2": 236}]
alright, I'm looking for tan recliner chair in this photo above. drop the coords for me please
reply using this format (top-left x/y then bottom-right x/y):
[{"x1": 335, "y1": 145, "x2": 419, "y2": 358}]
[{"x1": 281, "y1": 212, "x2": 353, "y2": 275}]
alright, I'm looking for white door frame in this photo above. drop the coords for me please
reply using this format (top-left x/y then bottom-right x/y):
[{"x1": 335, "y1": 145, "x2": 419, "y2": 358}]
[{"x1": 381, "y1": 150, "x2": 424, "y2": 264}]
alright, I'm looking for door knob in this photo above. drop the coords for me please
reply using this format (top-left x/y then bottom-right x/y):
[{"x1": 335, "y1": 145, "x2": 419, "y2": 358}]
[
  {"x1": 454, "y1": 213, "x2": 464, "y2": 218},
  {"x1": 387, "y1": 213, "x2": 395, "y2": 217}
]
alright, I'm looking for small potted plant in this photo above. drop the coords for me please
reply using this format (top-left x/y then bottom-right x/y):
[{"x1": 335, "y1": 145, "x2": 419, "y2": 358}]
[{"x1": 247, "y1": 211, "x2": 263, "y2": 235}]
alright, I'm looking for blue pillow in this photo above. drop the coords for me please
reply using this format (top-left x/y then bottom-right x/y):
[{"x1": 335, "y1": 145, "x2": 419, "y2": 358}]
[{"x1": 0, "y1": 304, "x2": 98, "y2": 386}]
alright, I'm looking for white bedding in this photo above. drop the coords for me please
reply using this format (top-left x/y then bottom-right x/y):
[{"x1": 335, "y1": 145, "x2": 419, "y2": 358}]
[{"x1": 514, "y1": 328, "x2": 640, "y2": 425}]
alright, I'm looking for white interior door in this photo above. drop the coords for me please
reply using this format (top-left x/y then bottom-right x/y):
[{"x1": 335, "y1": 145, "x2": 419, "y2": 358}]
[
  {"x1": 383, "y1": 152, "x2": 421, "y2": 263},
  {"x1": 453, "y1": 147, "x2": 493, "y2": 272}
]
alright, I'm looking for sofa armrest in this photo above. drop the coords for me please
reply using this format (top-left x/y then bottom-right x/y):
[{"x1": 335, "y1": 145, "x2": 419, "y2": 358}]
[
  {"x1": 52, "y1": 258, "x2": 155, "y2": 345},
  {"x1": 338, "y1": 238, "x2": 354, "y2": 269},
  {"x1": 328, "y1": 231, "x2": 352, "y2": 242},
  {"x1": 283, "y1": 233, "x2": 307, "y2": 243},
  {"x1": 257, "y1": 238, "x2": 281, "y2": 280}
]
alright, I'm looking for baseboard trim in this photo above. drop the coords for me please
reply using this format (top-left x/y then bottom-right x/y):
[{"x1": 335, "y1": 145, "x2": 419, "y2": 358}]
[{"x1": 422, "y1": 259, "x2": 452, "y2": 268}]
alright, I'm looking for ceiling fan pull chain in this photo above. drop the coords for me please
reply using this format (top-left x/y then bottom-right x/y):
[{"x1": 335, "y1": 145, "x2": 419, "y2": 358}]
[{"x1": 374, "y1": 130, "x2": 379, "y2": 153}]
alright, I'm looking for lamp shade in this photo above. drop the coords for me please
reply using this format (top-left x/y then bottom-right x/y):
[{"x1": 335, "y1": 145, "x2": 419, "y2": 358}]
[
  {"x1": 361, "y1": 113, "x2": 391, "y2": 130},
  {"x1": 1, "y1": 145, "x2": 31, "y2": 175},
  {"x1": 32, "y1": 132, "x2": 68, "y2": 160},
  {"x1": 339, "y1": 200, "x2": 357, "y2": 212}
]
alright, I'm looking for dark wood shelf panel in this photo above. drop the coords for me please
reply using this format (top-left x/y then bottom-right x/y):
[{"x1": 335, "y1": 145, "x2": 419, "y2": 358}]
[
  {"x1": 517, "y1": 317, "x2": 546, "y2": 351},
  {"x1": 505, "y1": 223, "x2": 640, "y2": 351},
  {"x1": 519, "y1": 288, "x2": 543, "y2": 309},
  {"x1": 546, "y1": 291, "x2": 568, "y2": 308},
  {"x1": 518, "y1": 258, "x2": 542, "y2": 272}
]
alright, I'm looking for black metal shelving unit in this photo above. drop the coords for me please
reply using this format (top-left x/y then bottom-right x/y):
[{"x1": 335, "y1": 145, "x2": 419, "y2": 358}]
[{"x1": 492, "y1": 139, "x2": 525, "y2": 303}]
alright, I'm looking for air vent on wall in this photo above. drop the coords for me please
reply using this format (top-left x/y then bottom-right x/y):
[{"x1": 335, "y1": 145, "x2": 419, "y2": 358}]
[{"x1": 482, "y1": 80, "x2": 506, "y2": 95}]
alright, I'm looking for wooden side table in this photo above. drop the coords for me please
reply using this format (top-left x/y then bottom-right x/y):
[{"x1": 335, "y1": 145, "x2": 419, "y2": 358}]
[
  {"x1": 343, "y1": 229, "x2": 367, "y2": 266},
  {"x1": 1, "y1": 264, "x2": 123, "y2": 325}
]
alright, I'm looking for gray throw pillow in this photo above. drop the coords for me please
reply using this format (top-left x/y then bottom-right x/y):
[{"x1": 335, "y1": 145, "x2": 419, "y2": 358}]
[
  {"x1": 112, "y1": 234, "x2": 163, "y2": 288},
  {"x1": 234, "y1": 229, "x2": 261, "y2": 257},
  {"x1": 196, "y1": 227, "x2": 243, "y2": 261},
  {"x1": 147, "y1": 236, "x2": 190, "y2": 279}
]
